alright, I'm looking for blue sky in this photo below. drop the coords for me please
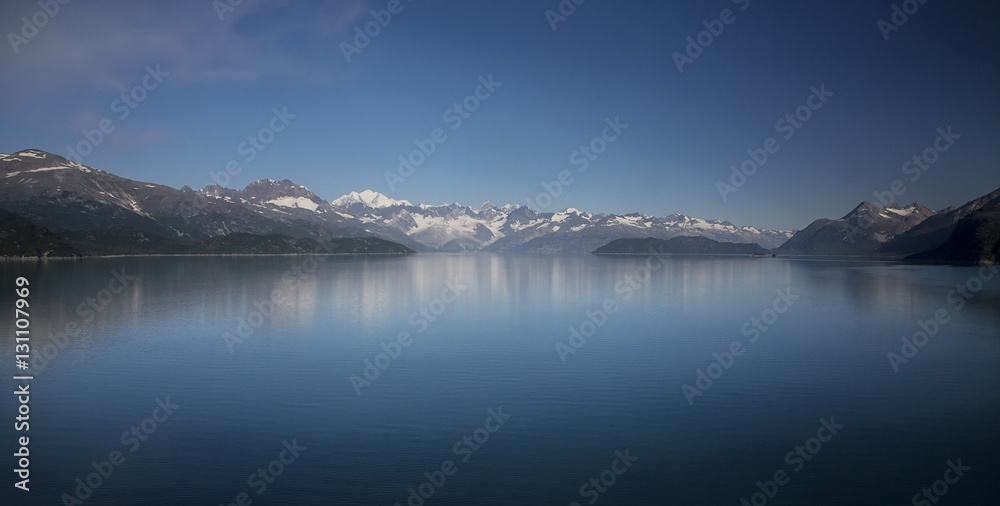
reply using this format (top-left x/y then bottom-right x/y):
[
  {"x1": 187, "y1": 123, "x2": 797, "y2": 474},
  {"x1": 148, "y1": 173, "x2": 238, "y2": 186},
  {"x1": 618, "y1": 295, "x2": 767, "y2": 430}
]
[{"x1": 1, "y1": 0, "x2": 998, "y2": 230}]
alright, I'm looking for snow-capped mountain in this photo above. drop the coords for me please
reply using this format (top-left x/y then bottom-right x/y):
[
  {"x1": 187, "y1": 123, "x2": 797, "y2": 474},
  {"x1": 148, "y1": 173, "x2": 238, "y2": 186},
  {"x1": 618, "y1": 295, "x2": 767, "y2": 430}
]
[
  {"x1": 200, "y1": 179, "x2": 332, "y2": 213},
  {"x1": 332, "y1": 190, "x2": 412, "y2": 209},
  {"x1": 881, "y1": 187, "x2": 1000, "y2": 256},
  {"x1": 776, "y1": 201, "x2": 937, "y2": 255},
  {"x1": 328, "y1": 190, "x2": 794, "y2": 252}
]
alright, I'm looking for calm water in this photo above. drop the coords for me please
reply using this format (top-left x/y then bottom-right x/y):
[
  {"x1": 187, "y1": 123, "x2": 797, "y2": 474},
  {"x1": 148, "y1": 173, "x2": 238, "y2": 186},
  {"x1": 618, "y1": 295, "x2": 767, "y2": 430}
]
[{"x1": 1, "y1": 255, "x2": 999, "y2": 505}]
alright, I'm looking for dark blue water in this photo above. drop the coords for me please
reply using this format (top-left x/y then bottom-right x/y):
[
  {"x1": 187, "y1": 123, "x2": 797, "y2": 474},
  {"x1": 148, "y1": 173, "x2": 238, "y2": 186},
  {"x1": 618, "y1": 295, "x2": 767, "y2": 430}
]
[{"x1": 1, "y1": 255, "x2": 999, "y2": 505}]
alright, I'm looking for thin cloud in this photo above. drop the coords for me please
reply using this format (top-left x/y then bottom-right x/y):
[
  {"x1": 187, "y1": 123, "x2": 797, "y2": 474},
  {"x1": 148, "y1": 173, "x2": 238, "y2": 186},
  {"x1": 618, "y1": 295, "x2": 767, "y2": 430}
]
[{"x1": 0, "y1": 0, "x2": 373, "y2": 101}]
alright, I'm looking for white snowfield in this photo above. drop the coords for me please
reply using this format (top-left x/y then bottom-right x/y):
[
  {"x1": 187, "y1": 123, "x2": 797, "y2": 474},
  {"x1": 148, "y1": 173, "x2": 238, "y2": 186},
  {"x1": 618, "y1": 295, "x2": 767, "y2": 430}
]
[
  {"x1": 4, "y1": 160, "x2": 95, "y2": 178},
  {"x1": 6, "y1": 165, "x2": 78, "y2": 178},
  {"x1": 266, "y1": 196, "x2": 320, "y2": 211}
]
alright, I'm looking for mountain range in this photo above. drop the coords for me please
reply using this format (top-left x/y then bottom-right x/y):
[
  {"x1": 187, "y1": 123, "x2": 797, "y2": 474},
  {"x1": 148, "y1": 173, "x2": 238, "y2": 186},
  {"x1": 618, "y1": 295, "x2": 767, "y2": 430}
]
[
  {"x1": 0, "y1": 149, "x2": 410, "y2": 256},
  {"x1": 1, "y1": 148, "x2": 997, "y2": 263},
  {"x1": 0, "y1": 149, "x2": 792, "y2": 256}
]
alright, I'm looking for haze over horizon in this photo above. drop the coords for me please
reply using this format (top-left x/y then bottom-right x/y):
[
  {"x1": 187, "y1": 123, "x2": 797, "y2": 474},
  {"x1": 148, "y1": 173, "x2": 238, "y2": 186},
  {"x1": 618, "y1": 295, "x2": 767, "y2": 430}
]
[{"x1": 2, "y1": 0, "x2": 999, "y2": 230}]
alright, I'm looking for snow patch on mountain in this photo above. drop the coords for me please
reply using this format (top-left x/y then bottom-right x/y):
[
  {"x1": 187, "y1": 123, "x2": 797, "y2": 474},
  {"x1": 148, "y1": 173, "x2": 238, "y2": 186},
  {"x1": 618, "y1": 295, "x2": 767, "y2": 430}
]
[
  {"x1": 552, "y1": 209, "x2": 584, "y2": 222},
  {"x1": 509, "y1": 218, "x2": 543, "y2": 232},
  {"x1": 885, "y1": 204, "x2": 922, "y2": 217},
  {"x1": 267, "y1": 196, "x2": 320, "y2": 211},
  {"x1": 5, "y1": 166, "x2": 75, "y2": 177},
  {"x1": 16, "y1": 150, "x2": 47, "y2": 159}
]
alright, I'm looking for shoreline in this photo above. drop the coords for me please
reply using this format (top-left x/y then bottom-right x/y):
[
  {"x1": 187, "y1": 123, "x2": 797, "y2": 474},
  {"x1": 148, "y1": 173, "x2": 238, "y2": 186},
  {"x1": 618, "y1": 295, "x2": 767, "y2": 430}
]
[
  {"x1": 0, "y1": 252, "x2": 415, "y2": 262},
  {"x1": 1, "y1": 252, "x2": 992, "y2": 267}
]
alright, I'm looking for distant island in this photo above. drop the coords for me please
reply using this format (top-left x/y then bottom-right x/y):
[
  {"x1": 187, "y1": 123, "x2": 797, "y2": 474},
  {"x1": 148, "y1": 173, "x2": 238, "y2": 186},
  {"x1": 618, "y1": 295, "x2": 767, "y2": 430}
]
[{"x1": 593, "y1": 236, "x2": 770, "y2": 256}]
